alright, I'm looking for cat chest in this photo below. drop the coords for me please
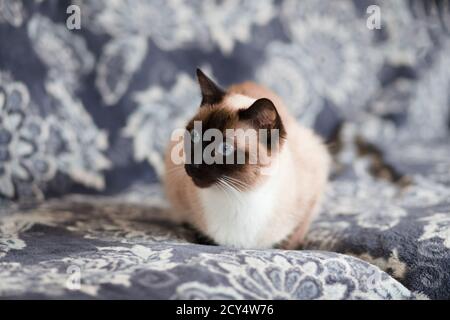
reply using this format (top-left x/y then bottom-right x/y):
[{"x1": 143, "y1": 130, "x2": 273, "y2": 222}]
[{"x1": 198, "y1": 185, "x2": 276, "y2": 248}]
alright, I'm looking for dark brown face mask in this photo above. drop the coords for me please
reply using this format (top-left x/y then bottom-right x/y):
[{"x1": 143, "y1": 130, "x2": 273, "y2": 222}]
[
  {"x1": 184, "y1": 118, "x2": 244, "y2": 189},
  {"x1": 183, "y1": 69, "x2": 286, "y2": 189}
]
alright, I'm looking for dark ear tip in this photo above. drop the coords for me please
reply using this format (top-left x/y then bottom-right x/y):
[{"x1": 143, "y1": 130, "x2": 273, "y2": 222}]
[
  {"x1": 196, "y1": 68, "x2": 225, "y2": 105},
  {"x1": 196, "y1": 68, "x2": 204, "y2": 78},
  {"x1": 252, "y1": 98, "x2": 277, "y2": 112},
  {"x1": 239, "y1": 97, "x2": 278, "y2": 120},
  {"x1": 257, "y1": 98, "x2": 275, "y2": 106}
]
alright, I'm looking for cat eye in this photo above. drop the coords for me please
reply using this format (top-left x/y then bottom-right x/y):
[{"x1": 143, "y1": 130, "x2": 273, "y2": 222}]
[
  {"x1": 217, "y1": 142, "x2": 234, "y2": 156},
  {"x1": 190, "y1": 129, "x2": 201, "y2": 143}
]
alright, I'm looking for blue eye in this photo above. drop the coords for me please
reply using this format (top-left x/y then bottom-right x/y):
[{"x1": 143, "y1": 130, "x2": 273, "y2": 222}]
[
  {"x1": 217, "y1": 142, "x2": 234, "y2": 156},
  {"x1": 191, "y1": 130, "x2": 201, "y2": 143}
]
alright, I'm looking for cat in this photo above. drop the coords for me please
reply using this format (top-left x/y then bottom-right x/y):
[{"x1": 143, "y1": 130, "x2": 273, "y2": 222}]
[{"x1": 163, "y1": 69, "x2": 330, "y2": 249}]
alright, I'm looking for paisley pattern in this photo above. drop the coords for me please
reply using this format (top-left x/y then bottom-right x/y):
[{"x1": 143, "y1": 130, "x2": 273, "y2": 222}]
[
  {"x1": 0, "y1": 196, "x2": 414, "y2": 299},
  {"x1": 0, "y1": 0, "x2": 25, "y2": 27},
  {"x1": 123, "y1": 73, "x2": 201, "y2": 176},
  {"x1": 0, "y1": 0, "x2": 449, "y2": 299}
]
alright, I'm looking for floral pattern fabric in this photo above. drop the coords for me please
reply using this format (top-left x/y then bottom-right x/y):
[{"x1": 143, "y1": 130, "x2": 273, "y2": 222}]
[
  {"x1": 0, "y1": 0, "x2": 449, "y2": 299},
  {"x1": 0, "y1": 195, "x2": 415, "y2": 299}
]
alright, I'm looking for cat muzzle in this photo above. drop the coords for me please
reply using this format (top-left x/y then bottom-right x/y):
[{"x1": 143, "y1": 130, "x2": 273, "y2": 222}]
[{"x1": 184, "y1": 164, "x2": 217, "y2": 188}]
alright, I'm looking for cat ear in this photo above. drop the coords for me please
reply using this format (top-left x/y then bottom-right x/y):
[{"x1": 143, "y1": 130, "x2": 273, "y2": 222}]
[
  {"x1": 196, "y1": 68, "x2": 225, "y2": 106},
  {"x1": 239, "y1": 98, "x2": 284, "y2": 132}
]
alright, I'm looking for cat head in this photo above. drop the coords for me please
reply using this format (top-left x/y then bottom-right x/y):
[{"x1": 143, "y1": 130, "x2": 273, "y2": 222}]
[{"x1": 182, "y1": 69, "x2": 286, "y2": 189}]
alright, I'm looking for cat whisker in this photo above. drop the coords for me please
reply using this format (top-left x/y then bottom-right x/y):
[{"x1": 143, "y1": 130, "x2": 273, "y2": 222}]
[
  {"x1": 216, "y1": 179, "x2": 233, "y2": 204},
  {"x1": 219, "y1": 179, "x2": 245, "y2": 207},
  {"x1": 223, "y1": 180, "x2": 245, "y2": 192},
  {"x1": 223, "y1": 179, "x2": 247, "y2": 193},
  {"x1": 222, "y1": 175, "x2": 250, "y2": 188},
  {"x1": 222, "y1": 175, "x2": 250, "y2": 192}
]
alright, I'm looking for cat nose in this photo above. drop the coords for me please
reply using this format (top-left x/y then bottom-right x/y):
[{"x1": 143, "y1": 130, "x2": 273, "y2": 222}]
[{"x1": 185, "y1": 163, "x2": 200, "y2": 177}]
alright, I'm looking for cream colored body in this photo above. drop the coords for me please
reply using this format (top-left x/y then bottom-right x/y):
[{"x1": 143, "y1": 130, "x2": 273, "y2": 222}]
[{"x1": 164, "y1": 82, "x2": 330, "y2": 249}]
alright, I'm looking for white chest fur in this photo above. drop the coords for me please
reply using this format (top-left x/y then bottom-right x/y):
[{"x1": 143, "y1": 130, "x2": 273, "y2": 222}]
[{"x1": 198, "y1": 176, "x2": 279, "y2": 249}]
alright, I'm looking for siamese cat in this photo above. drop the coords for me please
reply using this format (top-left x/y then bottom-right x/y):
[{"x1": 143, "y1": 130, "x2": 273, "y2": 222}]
[{"x1": 164, "y1": 69, "x2": 330, "y2": 249}]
